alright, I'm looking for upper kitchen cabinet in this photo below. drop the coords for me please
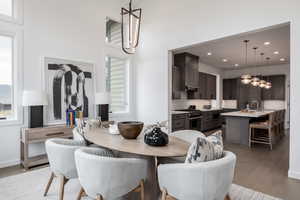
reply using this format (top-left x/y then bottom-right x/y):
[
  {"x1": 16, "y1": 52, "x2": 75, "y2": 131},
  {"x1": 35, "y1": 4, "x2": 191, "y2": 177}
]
[
  {"x1": 193, "y1": 72, "x2": 217, "y2": 100},
  {"x1": 172, "y1": 65, "x2": 182, "y2": 99},
  {"x1": 248, "y1": 82, "x2": 262, "y2": 101},
  {"x1": 174, "y1": 52, "x2": 200, "y2": 90},
  {"x1": 237, "y1": 80, "x2": 250, "y2": 109},
  {"x1": 198, "y1": 72, "x2": 207, "y2": 99},
  {"x1": 262, "y1": 75, "x2": 286, "y2": 100},
  {"x1": 223, "y1": 78, "x2": 237, "y2": 100},
  {"x1": 206, "y1": 74, "x2": 217, "y2": 99}
]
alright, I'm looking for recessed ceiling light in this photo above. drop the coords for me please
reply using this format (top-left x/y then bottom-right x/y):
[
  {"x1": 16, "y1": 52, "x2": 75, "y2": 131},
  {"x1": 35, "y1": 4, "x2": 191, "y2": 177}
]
[
  {"x1": 234, "y1": 64, "x2": 239, "y2": 67},
  {"x1": 280, "y1": 58, "x2": 285, "y2": 61},
  {"x1": 274, "y1": 51, "x2": 279, "y2": 55},
  {"x1": 222, "y1": 59, "x2": 228, "y2": 62},
  {"x1": 207, "y1": 52, "x2": 212, "y2": 56},
  {"x1": 264, "y1": 42, "x2": 271, "y2": 45}
]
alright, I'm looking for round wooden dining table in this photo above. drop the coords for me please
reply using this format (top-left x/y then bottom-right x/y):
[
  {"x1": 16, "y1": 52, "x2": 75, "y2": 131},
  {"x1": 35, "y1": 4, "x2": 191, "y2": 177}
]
[{"x1": 85, "y1": 128, "x2": 190, "y2": 200}]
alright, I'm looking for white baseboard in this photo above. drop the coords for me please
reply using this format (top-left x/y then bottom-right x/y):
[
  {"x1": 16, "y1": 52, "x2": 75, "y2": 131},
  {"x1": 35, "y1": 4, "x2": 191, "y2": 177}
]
[
  {"x1": 288, "y1": 170, "x2": 300, "y2": 180},
  {"x1": 0, "y1": 159, "x2": 20, "y2": 168}
]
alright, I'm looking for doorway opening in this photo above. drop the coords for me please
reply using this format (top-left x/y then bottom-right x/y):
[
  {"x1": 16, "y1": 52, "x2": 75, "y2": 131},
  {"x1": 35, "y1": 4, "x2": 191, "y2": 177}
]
[{"x1": 168, "y1": 22, "x2": 291, "y2": 198}]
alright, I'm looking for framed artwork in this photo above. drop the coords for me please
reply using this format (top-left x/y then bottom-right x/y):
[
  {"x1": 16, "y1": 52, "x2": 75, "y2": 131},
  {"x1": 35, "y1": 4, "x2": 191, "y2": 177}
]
[{"x1": 43, "y1": 57, "x2": 95, "y2": 124}]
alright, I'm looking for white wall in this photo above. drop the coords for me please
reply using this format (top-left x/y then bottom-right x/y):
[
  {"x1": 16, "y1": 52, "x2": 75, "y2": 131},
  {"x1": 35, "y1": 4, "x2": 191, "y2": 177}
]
[
  {"x1": 0, "y1": 0, "x2": 128, "y2": 168},
  {"x1": 135, "y1": 0, "x2": 300, "y2": 179}
]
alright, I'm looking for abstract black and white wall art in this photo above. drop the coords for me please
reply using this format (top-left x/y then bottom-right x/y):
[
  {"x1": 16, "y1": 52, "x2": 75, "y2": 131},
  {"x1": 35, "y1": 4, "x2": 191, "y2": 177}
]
[{"x1": 44, "y1": 57, "x2": 95, "y2": 124}]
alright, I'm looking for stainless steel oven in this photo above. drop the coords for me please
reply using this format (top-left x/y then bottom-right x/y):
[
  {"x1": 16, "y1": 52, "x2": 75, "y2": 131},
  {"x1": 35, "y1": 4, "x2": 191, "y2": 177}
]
[{"x1": 176, "y1": 107, "x2": 202, "y2": 131}]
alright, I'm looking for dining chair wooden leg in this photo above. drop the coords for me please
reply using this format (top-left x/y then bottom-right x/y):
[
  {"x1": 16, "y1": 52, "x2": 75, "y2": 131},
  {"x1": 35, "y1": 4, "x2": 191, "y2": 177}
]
[
  {"x1": 76, "y1": 187, "x2": 85, "y2": 200},
  {"x1": 140, "y1": 180, "x2": 145, "y2": 200},
  {"x1": 43, "y1": 172, "x2": 55, "y2": 196},
  {"x1": 58, "y1": 175, "x2": 67, "y2": 200},
  {"x1": 225, "y1": 194, "x2": 231, "y2": 200},
  {"x1": 161, "y1": 189, "x2": 167, "y2": 200},
  {"x1": 96, "y1": 194, "x2": 103, "y2": 200}
]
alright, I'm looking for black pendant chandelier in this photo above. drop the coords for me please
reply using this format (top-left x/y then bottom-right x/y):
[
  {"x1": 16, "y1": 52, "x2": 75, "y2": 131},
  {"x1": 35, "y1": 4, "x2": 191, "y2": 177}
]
[{"x1": 121, "y1": 0, "x2": 142, "y2": 54}]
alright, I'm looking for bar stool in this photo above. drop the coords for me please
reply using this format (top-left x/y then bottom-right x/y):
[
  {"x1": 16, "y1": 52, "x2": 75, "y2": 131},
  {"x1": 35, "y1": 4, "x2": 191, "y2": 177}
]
[{"x1": 249, "y1": 112, "x2": 277, "y2": 150}]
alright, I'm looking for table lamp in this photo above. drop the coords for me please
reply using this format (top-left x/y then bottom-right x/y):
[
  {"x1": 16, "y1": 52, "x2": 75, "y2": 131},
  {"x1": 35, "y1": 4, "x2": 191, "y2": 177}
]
[
  {"x1": 95, "y1": 92, "x2": 110, "y2": 121},
  {"x1": 22, "y1": 90, "x2": 48, "y2": 128}
]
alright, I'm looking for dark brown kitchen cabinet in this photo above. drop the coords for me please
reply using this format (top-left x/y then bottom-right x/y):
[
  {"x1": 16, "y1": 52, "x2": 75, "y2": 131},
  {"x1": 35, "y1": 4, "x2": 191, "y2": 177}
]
[
  {"x1": 195, "y1": 72, "x2": 207, "y2": 99},
  {"x1": 248, "y1": 83, "x2": 262, "y2": 101},
  {"x1": 223, "y1": 79, "x2": 237, "y2": 100},
  {"x1": 194, "y1": 72, "x2": 216, "y2": 100},
  {"x1": 262, "y1": 75, "x2": 285, "y2": 100},
  {"x1": 172, "y1": 113, "x2": 189, "y2": 131},
  {"x1": 206, "y1": 74, "x2": 217, "y2": 99},
  {"x1": 237, "y1": 80, "x2": 250, "y2": 109},
  {"x1": 201, "y1": 110, "x2": 222, "y2": 131},
  {"x1": 174, "y1": 53, "x2": 199, "y2": 90},
  {"x1": 172, "y1": 66, "x2": 182, "y2": 99}
]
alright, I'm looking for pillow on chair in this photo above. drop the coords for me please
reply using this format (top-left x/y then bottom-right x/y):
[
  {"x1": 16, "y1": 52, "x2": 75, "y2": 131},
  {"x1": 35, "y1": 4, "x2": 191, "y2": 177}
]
[
  {"x1": 74, "y1": 119, "x2": 102, "y2": 146},
  {"x1": 185, "y1": 130, "x2": 223, "y2": 163}
]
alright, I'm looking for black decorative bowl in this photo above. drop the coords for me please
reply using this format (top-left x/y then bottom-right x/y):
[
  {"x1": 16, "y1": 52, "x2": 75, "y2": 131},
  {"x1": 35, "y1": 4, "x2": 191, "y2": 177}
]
[
  {"x1": 144, "y1": 127, "x2": 169, "y2": 146},
  {"x1": 118, "y1": 121, "x2": 144, "y2": 139}
]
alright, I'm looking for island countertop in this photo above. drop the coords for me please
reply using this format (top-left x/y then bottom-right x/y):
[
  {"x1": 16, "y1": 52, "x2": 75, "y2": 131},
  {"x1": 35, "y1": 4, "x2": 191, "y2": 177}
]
[{"x1": 221, "y1": 110, "x2": 277, "y2": 118}]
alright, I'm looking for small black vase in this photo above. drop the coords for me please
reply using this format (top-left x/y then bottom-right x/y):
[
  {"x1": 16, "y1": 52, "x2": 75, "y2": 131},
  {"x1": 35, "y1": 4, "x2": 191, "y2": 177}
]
[{"x1": 144, "y1": 127, "x2": 169, "y2": 146}]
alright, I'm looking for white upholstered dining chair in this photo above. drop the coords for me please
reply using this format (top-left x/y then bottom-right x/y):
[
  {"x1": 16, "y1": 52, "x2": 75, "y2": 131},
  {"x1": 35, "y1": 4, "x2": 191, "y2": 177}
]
[
  {"x1": 75, "y1": 147, "x2": 148, "y2": 200},
  {"x1": 170, "y1": 130, "x2": 205, "y2": 143},
  {"x1": 158, "y1": 151, "x2": 236, "y2": 200},
  {"x1": 44, "y1": 138, "x2": 113, "y2": 200}
]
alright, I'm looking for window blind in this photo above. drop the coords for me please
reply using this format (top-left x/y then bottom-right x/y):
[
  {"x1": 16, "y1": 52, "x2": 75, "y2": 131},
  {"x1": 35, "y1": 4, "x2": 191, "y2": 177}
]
[
  {"x1": 106, "y1": 19, "x2": 122, "y2": 46},
  {"x1": 106, "y1": 57, "x2": 128, "y2": 113}
]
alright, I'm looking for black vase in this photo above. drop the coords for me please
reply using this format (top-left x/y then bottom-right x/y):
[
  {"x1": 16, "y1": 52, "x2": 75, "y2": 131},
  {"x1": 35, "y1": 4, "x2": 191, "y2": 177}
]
[{"x1": 144, "y1": 127, "x2": 169, "y2": 146}]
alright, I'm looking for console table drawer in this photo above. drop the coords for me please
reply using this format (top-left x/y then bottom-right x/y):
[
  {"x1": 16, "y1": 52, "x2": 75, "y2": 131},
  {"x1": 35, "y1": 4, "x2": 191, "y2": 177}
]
[
  {"x1": 23, "y1": 126, "x2": 72, "y2": 142},
  {"x1": 21, "y1": 125, "x2": 73, "y2": 169}
]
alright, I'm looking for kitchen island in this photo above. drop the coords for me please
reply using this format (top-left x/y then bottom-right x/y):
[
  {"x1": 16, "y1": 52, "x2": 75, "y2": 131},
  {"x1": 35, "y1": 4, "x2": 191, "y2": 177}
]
[{"x1": 221, "y1": 110, "x2": 276, "y2": 145}]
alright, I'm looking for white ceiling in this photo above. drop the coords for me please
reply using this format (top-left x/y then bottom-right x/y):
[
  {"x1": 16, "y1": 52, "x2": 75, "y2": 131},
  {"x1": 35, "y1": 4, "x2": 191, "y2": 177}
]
[{"x1": 174, "y1": 24, "x2": 290, "y2": 70}]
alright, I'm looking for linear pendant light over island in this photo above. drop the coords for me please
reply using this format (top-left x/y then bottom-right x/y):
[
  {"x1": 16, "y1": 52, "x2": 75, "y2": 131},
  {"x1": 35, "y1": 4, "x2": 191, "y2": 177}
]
[{"x1": 240, "y1": 40, "x2": 272, "y2": 89}]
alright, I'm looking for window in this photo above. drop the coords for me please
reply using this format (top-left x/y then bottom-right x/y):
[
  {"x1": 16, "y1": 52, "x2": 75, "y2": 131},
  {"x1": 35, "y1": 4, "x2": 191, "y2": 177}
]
[
  {"x1": 106, "y1": 56, "x2": 129, "y2": 113},
  {"x1": 0, "y1": 0, "x2": 12, "y2": 17},
  {"x1": 106, "y1": 18, "x2": 122, "y2": 46},
  {"x1": 0, "y1": 35, "x2": 13, "y2": 120}
]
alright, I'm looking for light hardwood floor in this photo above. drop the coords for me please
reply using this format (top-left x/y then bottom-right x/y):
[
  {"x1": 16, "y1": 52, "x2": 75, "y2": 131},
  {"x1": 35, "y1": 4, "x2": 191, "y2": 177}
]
[
  {"x1": 0, "y1": 131, "x2": 300, "y2": 200},
  {"x1": 225, "y1": 131, "x2": 300, "y2": 200}
]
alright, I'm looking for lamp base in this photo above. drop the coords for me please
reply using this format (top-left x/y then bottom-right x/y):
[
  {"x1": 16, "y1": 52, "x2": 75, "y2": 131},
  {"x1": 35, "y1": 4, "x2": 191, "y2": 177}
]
[
  {"x1": 98, "y1": 104, "x2": 109, "y2": 121},
  {"x1": 29, "y1": 106, "x2": 44, "y2": 128}
]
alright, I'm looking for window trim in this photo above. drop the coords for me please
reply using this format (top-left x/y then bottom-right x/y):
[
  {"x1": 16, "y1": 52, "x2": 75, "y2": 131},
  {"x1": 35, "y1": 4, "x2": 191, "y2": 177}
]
[
  {"x1": 0, "y1": 0, "x2": 23, "y2": 25},
  {"x1": 0, "y1": 27, "x2": 23, "y2": 126},
  {"x1": 105, "y1": 54, "x2": 131, "y2": 116},
  {"x1": 105, "y1": 17, "x2": 122, "y2": 50}
]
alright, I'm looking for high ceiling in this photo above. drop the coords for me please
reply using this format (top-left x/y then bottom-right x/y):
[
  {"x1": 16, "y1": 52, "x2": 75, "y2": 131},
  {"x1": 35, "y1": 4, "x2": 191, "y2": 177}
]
[{"x1": 174, "y1": 23, "x2": 290, "y2": 70}]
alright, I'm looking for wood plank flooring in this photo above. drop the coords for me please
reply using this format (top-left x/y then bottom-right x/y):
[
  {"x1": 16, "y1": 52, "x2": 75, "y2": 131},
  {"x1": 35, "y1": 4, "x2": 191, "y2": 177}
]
[
  {"x1": 0, "y1": 130, "x2": 300, "y2": 200},
  {"x1": 225, "y1": 131, "x2": 300, "y2": 200}
]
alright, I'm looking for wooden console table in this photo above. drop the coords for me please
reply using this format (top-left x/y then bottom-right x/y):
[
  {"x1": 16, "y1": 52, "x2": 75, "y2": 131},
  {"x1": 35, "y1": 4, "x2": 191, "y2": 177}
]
[{"x1": 20, "y1": 125, "x2": 73, "y2": 170}]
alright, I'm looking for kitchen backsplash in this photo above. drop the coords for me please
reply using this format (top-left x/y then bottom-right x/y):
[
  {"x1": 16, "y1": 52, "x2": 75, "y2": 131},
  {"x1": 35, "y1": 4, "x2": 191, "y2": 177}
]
[
  {"x1": 263, "y1": 100, "x2": 286, "y2": 110},
  {"x1": 173, "y1": 99, "x2": 286, "y2": 110},
  {"x1": 222, "y1": 100, "x2": 238, "y2": 109},
  {"x1": 172, "y1": 99, "x2": 213, "y2": 110}
]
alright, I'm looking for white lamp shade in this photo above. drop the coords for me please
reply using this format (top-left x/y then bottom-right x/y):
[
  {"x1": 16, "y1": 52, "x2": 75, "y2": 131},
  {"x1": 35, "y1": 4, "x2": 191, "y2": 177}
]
[
  {"x1": 22, "y1": 90, "x2": 48, "y2": 106},
  {"x1": 95, "y1": 92, "x2": 110, "y2": 105}
]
